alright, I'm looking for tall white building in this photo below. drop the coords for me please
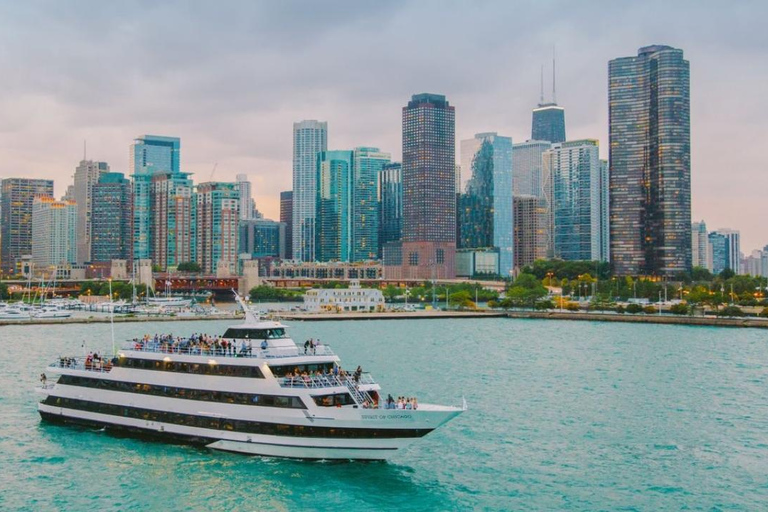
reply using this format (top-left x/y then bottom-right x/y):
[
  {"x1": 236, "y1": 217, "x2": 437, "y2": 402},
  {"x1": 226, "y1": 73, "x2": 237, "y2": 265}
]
[
  {"x1": 544, "y1": 140, "x2": 609, "y2": 262},
  {"x1": 31, "y1": 197, "x2": 77, "y2": 269},
  {"x1": 73, "y1": 159, "x2": 109, "y2": 263},
  {"x1": 691, "y1": 221, "x2": 712, "y2": 271},
  {"x1": 292, "y1": 120, "x2": 328, "y2": 262},
  {"x1": 511, "y1": 140, "x2": 551, "y2": 197},
  {"x1": 236, "y1": 174, "x2": 256, "y2": 220}
]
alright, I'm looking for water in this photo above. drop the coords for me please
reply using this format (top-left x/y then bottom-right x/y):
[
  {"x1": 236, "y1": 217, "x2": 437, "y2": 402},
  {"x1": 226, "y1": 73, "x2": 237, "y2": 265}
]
[{"x1": 1, "y1": 318, "x2": 767, "y2": 511}]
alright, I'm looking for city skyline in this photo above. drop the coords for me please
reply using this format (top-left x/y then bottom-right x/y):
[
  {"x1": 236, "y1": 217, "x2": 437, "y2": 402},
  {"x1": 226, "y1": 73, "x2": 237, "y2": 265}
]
[{"x1": 0, "y1": 2, "x2": 766, "y2": 251}]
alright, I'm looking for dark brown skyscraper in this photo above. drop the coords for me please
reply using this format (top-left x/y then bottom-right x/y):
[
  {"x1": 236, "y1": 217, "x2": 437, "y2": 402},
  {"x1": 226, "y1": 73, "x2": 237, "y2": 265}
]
[
  {"x1": 609, "y1": 45, "x2": 691, "y2": 276},
  {"x1": 280, "y1": 191, "x2": 293, "y2": 260},
  {"x1": 400, "y1": 93, "x2": 456, "y2": 279}
]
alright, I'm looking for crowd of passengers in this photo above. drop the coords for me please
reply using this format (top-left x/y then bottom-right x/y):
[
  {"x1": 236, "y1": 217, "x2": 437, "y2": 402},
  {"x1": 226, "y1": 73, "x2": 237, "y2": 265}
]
[
  {"x1": 283, "y1": 364, "x2": 364, "y2": 387},
  {"x1": 58, "y1": 352, "x2": 113, "y2": 372},
  {"x1": 131, "y1": 333, "x2": 270, "y2": 356},
  {"x1": 382, "y1": 394, "x2": 418, "y2": 410}
]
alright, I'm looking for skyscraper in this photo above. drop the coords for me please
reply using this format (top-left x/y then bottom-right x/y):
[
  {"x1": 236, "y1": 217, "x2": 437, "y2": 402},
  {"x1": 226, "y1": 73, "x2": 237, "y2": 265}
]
[
  {"x1": 315, "y1": 150, "x2": 353, "y2": 262},
  {"x1": 715, "y1": 228, "x2": 741, "y2": 274},
  {"x1": 708, "y1": 232, "x2": 729, "y2": 275},
  {"x1": 400, "y1": 93, "x2": 456, "y2": 279},
  {"x1": 352, "y1": 147, "x2": 390, "y2": 261},
  {"x1": 280, "y1": 191, "x2": 293, "y2": 259},
  {"x1": 513, "y1": 195, "x2": 550, "y2": 269},
  {"x1": 609, "y1": 45, "x2": 691, "y2": 276},
  {"x1": 31, "y1": 196, "x2": 77, "y2": 269},
  {"x1": 292, "y1": 120, "x2": 328, "y2": 262},
  {"x1": 691, "y1": 221, "x2": 711, "y2": 271},
  {"x1": 544, "y1": 140, "x2": 609, "y2": 262},
  {"x1": 378, "y1": 163, "x2": 402, "y2": 258},
  {"x1": 91, "y1": 172, "x2": 133, "y2": 264},
  {"x1": 458, "y1": 133, "x2": 514, "y2": 276},
  {"x1": 0, "y1": 178, "x2": 54, "y2": 275},
  {"x1": 240, "y1": 219, "x2": 286, "y2": 259},
  {"x1": 195, "y1": 182, "x2": 240, "y2": 274},
  {"x1": 236, "y1": 174, "x2": 255, "y2": 220},
  {"x1": 512, "y1": 140, "x2": 551, "y2": 197},
  {"x1": 150, "y1": 171, "x2": 193, "y2": 270},
  {"x1": 531, "y1": 60, "x2": 566, "y2": 143},
  {"x1": 73, "y1": 159, "x2": 109, "y2": 263},
  {"x1": 130, "y1": 135, "x2": 181, "y2": 261}
]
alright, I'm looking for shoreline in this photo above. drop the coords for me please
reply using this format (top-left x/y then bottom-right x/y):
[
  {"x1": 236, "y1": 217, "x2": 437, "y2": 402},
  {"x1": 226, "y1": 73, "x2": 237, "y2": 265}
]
[{"x1": 2, "y1": 309, "x2": 767, "y2": 329}]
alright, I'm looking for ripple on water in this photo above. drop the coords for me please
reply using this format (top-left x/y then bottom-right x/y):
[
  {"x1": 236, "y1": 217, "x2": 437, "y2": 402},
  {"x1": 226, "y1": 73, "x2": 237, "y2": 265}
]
[{"x1": 1, "y1": 318, "x2": 768, "y2": 510}]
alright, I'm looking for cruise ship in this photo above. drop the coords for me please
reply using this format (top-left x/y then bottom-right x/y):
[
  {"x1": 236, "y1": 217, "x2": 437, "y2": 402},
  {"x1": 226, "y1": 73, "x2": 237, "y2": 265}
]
[{"x1": 37, "y1": 295, "x2": 464, "y2": 460}]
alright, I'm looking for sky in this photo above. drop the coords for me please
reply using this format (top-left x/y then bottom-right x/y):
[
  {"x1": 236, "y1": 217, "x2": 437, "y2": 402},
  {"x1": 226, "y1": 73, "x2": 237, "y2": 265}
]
[{"x1": 0, "y1": 1, "x2": 766, "y2": 252}]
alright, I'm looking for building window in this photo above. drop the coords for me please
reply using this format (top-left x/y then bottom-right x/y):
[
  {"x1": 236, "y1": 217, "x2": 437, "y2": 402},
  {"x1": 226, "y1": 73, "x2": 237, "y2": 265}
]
[
  {"x1": 408, "y1": 252, "x2": 419, "y2": 266},
  {"x1": 436, "y1": 248, "x2": 445, "y2": 264}
]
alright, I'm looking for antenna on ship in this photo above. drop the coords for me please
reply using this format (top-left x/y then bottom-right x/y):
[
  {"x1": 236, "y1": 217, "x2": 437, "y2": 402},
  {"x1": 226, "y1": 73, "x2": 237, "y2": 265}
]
[
  {"x1": 108, "y1": 278, "x2": 116, "y2": 356},
  {"x1": 232, "y1": 289, "x2": 259, "y2": 323}
]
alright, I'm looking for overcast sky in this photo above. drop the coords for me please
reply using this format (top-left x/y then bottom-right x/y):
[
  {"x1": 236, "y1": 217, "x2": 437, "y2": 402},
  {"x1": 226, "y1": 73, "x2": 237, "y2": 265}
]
[{"x1": 1, "y1": 1, "x2": 766, "y2": 251}]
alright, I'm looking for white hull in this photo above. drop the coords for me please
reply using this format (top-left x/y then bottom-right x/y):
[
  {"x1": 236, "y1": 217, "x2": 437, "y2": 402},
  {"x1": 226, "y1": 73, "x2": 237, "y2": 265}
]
[{"x1": 147, "y1": 298, "x2": 193, "y2": 307}]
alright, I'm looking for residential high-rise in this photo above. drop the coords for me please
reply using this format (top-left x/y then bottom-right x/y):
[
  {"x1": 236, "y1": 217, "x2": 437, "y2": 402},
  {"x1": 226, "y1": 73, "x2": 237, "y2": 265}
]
[
  {"x1": 609, "y1": 45, "x2": 691, "y2": 276},
  {"x1": 513, "y1": 195, "x2": 550, "y2": 269},
  {"x1": 708, "y1": 232, "x2": 729, "y2": 275},
  {"x1": 399, "y1": 93, "x2": 456, "y2": 279},
  {"x1": 91, "y1": 172, "x2": 133, "y2": 264},
  {"x1": 715, "y1": 228, "x2": 741, "y2": 274},
  {"x1": 691, "y1": 221, "x2": 712, "y2": 271},
  {"x1": 352, "y1": 147, "x2": 390, "y2": 261},
  {"x1": 0, "y1": 178, "x2": 54, "y2": 275},
  {"x1": 73, "y1": 159, "x2": 110, "y2": 263},
  {"x1": 545, "y1": 140, "x2": 609, "y2": 262},
  {"x1": 236, "y1": 174, "x2": 255, "y2": 220},
  {"x1": 458, "y1": 132, "x2": 514, "y2": 276},
  {"x1": 240, "y1": 219, "x2": 286, "y2": 259},
  {"x1": 130, "y1": 135, "x2": 181, "y2": 261},
  {"x1": 150, "y1": 171, "x2": 193, "y2": 270},
  {"x1": 512, "y1": 140, "x2": 551, "y2": 197},
  {"x1": 292, "y1": 120, "x2": 328, "y2": 262},
  {"x1": 378, "y1": 163, "x2": 402, "y2": 258},
  {"x1": 31, "y1": 196, "x2": 77, "y2": 269},
  {"x1": 315, "y1": 150, "x2": 353, "y2": 262},
  {"x1": 279, "y1": 191, "x2": 293, "y2": 259},
  {"x1": 195, "y1": 182, "x2": 240, "y2": 274}
]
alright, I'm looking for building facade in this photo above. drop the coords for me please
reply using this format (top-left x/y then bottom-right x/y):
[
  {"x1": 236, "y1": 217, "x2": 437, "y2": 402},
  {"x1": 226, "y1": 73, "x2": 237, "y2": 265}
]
[
  {"x1": 280, "y1": 191, "x2": 293, "y2": 260},
  {"x1": 609, "y1": 45, "x2": 691, "y2": 276},
  {"x1": 239, "y1": 219, "x2": 286, "y2": 259},
  {"x1": 236, "y1": 174, "x2": 256, "y2": 221},
  {"x1": 458, "y1": 132, "x2": 514, "y2": 277},
  {"x1": 532, "y1": 104, "x2": 566, "y2": 143},
  {"x1": 352, "y1": 147, "x2": 390, "y2": 262},
  {"x1": 315, "y1": 150, "x2": 353, "y2": 262},
  {"x1": 715, "y1": 229, "x2": 741, "y2": 274},
  {"x1": 398, "y1": 93, "x2": 456, "y2": 280},
  {"x1": 195, "y1": 182, "x2": 240, "y2": 274},
  {"x1": 150, "y1": 171, "x2": 194, "y2": 270},
  {"x1": 545, "y1": 140, "x2": 609, "y2": 262},
  {"x1": 513, "y1": 195, "x2": 550, "y2": 269},
  {"x1": 91, "y1": 172, "x2": 133, "y2": 264},
  {"x1": 0, "y1": 178, "x2": 54, "y2": 275},
  {"x1": 73, "y1": 159, "x2": 110, "y2": 263},
  {"x1": 130, "y1": 135, "x2": 181, "y2": 261},
  {"x1": 31, "y1": 197, "x2": 77, "y2": 269},
  {"x1": 292, "y1": 120, "x2": 328, "y2": 262},
  {"x1": 691, "y1": 221, "x2": 712, "y2": 271},
  {"x1": 512, "y1": 140, "x2": 551, "y2": 197},
  {"x1": 378, "y1": 163, "x2": 402, "y2": 258},
  {"x1": 708, "y1": 232, "x2": 729, "y2": 275}
]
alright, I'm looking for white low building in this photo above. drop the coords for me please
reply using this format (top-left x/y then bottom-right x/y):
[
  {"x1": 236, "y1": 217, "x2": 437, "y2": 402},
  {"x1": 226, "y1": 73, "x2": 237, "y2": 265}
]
[{"x1": 303, "y1": 280, "x2": 385, "y2": 312}]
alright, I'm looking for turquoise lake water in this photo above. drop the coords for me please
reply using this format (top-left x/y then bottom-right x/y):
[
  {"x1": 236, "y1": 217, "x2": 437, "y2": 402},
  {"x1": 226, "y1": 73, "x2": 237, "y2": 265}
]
[{"x1": 1, "y1": 318, "x2": 767, "y2": 511}]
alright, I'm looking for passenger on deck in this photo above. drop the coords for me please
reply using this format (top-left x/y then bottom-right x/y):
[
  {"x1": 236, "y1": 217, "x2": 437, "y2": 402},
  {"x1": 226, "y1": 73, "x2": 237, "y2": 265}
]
[{"x1": 261, "y1": 339, "x2": 268, "y2": 351}]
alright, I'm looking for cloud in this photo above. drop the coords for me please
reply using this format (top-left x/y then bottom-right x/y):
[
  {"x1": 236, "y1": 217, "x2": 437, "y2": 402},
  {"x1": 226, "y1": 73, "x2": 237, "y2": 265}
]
[{"x1": 0, "y1": 0, "x2": 766, "y2": 251}]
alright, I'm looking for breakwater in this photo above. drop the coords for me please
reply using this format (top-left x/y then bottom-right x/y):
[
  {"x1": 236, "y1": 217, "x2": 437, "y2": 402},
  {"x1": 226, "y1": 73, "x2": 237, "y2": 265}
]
[
  {"x1": 506, "y1": 310, "x2": 768, "y2": 328},
  {"x1": 0, "y1": 314, "x2": 241, "y2": 327}
]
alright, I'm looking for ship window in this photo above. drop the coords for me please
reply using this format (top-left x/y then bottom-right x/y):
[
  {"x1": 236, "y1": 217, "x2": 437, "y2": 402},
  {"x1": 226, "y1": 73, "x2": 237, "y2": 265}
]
[{"x1": 311, "y1": 393, "x2": 356, "y2": 407}]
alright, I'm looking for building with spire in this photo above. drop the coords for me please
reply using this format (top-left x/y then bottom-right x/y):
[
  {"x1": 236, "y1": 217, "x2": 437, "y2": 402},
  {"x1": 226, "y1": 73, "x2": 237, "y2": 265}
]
[
  {"x1": 73, "y1": 159, "x2": 110, "y2": 263},
  {"x1": 531, "y1": 57, "x2": 566, "y2": 143}
]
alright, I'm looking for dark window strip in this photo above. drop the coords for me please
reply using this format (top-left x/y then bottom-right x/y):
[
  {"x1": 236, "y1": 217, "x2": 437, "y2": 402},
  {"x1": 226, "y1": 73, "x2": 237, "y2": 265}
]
[
  {"x1": 43, "y1": 397, "x2": 430, "y2": 439},
  {"x1": 117, "y1": 357, "x2": 264, "y2": 378},
  {"x1": 57, "y1": 375, "x2": 306, "y2": 409}
]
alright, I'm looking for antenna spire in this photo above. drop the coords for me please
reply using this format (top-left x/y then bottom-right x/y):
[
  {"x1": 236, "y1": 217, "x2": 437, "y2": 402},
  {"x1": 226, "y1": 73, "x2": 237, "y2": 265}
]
[
  {"x1": 552, "y1": 46, "x2": 557, "y2": 104},
  {"x1": 83, "y1": 139, "x2": 87, "y2": 161},
  {"x1": 540, "y1": 64, "x2": 544, "y2": 105}
]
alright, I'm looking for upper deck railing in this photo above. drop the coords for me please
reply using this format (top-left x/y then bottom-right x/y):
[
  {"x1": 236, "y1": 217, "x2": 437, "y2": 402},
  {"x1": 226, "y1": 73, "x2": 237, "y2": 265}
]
[
  {"x1": 122, "y1": 339, "x2": 335, "y2": 360},
  {"x1": 279, "y1": 372, "x2": 376, "y2": 389},
  {"x1": 49, "y1": 356, "x2": 113, "y2": 373}
]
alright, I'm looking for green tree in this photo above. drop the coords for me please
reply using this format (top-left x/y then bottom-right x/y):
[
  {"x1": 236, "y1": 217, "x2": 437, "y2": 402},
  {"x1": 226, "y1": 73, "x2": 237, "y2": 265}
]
[
  {"x1": 449, "y1": 290, "x2": 475, "y2": 309},
  {"x1": 0, "y1": 282, "x2": 9, "y2": 300},
  {"x1": 626, "y1": 303, "x2": 643, "y2": 314},
  {"x1": 177, "y1": 262, "x2": 201, "y2": 273},
  {"x1": 669, "y1": 303, "x2": 689, "y2": 315},
  {"x1": 719, "y1": 268, "x2": 736, "y2": 280},
  {"x1": 718, "y1": 305, "x2": 744, "y2": 317},
  {"x1": 691, "y1": 266, "x2": 714, "y2": 282}
]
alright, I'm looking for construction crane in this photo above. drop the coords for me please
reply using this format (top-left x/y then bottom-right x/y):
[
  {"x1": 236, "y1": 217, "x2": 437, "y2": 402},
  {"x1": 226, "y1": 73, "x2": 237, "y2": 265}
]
[{"x1": 209, "y1": 162, "x2": 218, "y2": 181}]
